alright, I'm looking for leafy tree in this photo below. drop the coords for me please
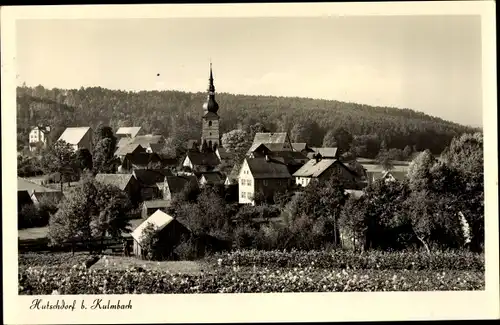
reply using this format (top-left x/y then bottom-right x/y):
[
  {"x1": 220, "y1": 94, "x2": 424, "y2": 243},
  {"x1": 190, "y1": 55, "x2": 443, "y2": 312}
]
[
  {"x1": 407, "y1": 149, "x2": 436, "y2": 191},
  {"x1": 322, "y1": 130, "x2": 338, "y2": 147},
  {"x1": 93, "y1": 138, "x2": 119, "y2": 173},
  {"x1": 403, "y1": 145, "x2": 413, "y2": 160},
  {"x1": 440, "y1": 132, "x2": 484, "y2": 252},
  {"x1": 48, "y1": 177, "x2": 132, "y2": 252},
  {"x1": 221, "y1": 129, "x2": 251, "y2": 163},
  {"x1": 48, "y1": 182, "x2": 96, "y2": 252},
  {"x1": 140, "y1": 223, "x2": 160, "y2": 260},
  {"x1": 290, "y1": 119, "x2": 323, "y2": 146},
  {"x1": 39, "y1": 140, "x2": 77, "y2": 191},
  {"x1": 159, "y1": 136, "x2": 177, "y2": 159},
  {"x1": 74, "y1": 148, "x2": 93, "y2": 173}
]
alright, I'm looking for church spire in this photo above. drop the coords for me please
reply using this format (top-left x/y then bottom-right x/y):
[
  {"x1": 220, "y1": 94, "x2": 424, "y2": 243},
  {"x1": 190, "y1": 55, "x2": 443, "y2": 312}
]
[{"x1": 203, "y1": 61, "x2": 219, "y2": 113}]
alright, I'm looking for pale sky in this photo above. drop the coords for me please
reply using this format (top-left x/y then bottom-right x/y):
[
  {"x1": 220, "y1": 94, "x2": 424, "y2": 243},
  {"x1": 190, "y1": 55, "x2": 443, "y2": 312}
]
[{"x1": 16, "y1": 16, "x2": 483, "y2": 127}]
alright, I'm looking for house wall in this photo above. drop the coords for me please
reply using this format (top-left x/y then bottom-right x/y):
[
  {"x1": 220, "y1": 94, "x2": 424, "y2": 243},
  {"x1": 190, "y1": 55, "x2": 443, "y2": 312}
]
[
  {"x1": 29, "y1": 128, "x2": 48, "y2": 151},
  {"x1": 238, "y1": 161, "x2": 255, "y2": 204},
  {"x1": 295, "y1": 176, "x2": 312, "y2": 187},
  {"x1": 254, "y1": 178, "x2": 291, "y2": 202},
  {"x1": 182, "y1": 157, "x2": 194, "y2": 170},
  {"x1": 77, "y1": 129, "x2": 93, "y2": 152}
]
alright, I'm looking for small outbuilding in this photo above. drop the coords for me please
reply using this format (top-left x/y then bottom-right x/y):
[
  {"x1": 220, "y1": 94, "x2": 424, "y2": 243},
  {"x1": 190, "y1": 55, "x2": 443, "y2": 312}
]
[{"x1": 131, "y1": 210, "x2": 191, "y2": 260}]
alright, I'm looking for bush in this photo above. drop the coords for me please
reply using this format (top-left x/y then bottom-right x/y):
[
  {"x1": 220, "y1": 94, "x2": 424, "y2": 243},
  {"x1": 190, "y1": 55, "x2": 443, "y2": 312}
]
[
  {"x1": 19, "y1": 266, "x2": 484, "y2": 294},
  {"x1": 174, "y1": 238, "x2": 199, "y2": 261},
  {"x1": 233, "y1": 225, "x2": 258, "y2": 249},
  {"x1": 210, "y1": 249, "x2": 484, "y2": 271}
]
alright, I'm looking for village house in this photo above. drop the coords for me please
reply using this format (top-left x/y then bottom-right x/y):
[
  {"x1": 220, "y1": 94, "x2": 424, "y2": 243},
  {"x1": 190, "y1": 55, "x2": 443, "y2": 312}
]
[
  {"x1": 114, "y1": 143, "x2": 146, "y2": 160},
  {"x1": 17, "y1": 177, "x2": 62, "y2": 218},
  {"x1": 28, "y1": 126, "x2": 51, "y2": 152},
  {"x1": 115, "y1": 126, "x2": 143, "y2": 140},
  {"x1": 247, "y1": 132, "x2": 294, "y2": 155},
  {"x1": 117, "y1": 134, "x2": 165, "y2": 152},
  {"x1": 224, "y1": 164, "x2": 240, "y2": 186},
  {"x1": 238, "y1": 156, "x2": 293, "y2": 205},
  {"x1": 118, "y1": 152, "x2": 163, "y2": 173},
  {"x1": 199, "y1": 171, "x2": 225, "y2": 187},
  {"x1": 361, "y1": 164, "x2": 409, "y2": 186},
  {"x1": 215, "y1": 147, "x2": 233, "y2": 163},
  {"x1": 94, "y1": 173, "x2": 141, "y2": 206},
  {"x1": 182, "y1": 151, "x2": 220, "y2": 173},
  {"x1": 131, "y1": 209, "x2": 191, "y2": 260},
  {"x1": 163, "y1": 175, "x2": 199, "y2": 202},
  {"x1": 291, "y1": 142, "x2": 315, "y2": 155},
  {"x1": 292, "y1": 156, "x2": 359, "y2": 188},
  {"x1": 30, "y1": 191, "x2": 65, "y2": 206},
  {"x1": 141, "y1": 200, "x2": 171, "y2": 219},
  {"x1": 132, "y1": 169, "x2": 173, "y2": 201},
  {"x1": 57, "y1": 126, "x2": 93, "y2": 152}
]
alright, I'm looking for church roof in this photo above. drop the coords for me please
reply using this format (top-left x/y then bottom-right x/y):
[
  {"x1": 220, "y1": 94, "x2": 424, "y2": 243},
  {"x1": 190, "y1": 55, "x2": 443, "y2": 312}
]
[{"x1": 203, "y1": 111, "x2": 219, "y2": 119}]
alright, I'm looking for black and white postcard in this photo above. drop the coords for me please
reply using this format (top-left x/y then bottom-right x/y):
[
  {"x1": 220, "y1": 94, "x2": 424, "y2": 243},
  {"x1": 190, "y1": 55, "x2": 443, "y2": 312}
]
[{"x1": 2, "y1": 2, "x2": 498, "y2": 324}]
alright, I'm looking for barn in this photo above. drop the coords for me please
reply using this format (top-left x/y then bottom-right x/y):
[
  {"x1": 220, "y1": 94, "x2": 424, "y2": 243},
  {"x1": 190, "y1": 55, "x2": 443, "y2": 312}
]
[{"x1": 130, "y1": 210, "x2": 191, "y2": 260}]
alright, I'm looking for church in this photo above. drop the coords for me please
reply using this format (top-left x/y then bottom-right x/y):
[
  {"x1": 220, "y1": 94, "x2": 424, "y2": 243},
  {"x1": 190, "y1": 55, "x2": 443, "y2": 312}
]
[{"x1": 181, "y1": 63, "x2": 223, "y2": 172}]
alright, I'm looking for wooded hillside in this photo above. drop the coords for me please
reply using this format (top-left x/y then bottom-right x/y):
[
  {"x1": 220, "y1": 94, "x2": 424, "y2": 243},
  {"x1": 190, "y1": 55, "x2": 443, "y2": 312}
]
[{"x1": 16, "y1": 85, "x2": 478, "y2": 155}]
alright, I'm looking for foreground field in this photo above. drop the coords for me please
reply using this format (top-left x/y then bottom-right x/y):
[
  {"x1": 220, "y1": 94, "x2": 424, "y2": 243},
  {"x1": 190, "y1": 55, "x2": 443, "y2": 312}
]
[
  {"x1": 18, "y1": 250, "x2": 484, "y2": 294},
  {"x1": 19, "y1": 265, "x2": 483, "y2": 294}
]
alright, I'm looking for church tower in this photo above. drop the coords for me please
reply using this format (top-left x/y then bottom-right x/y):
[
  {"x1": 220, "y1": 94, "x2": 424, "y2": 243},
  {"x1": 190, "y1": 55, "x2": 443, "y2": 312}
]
[{"x1": 201, "y1": 62, "x2": 220, "y2": 151}]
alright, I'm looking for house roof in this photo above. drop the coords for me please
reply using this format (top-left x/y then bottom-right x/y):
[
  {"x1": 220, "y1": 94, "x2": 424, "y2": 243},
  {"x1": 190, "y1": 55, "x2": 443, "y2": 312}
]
[
  {"x1": 133, "y1": 169, "x2": 172, "y2": 186},
  {"x1": 148, "y1": 143, "x2": 164, "y2": 153},
  {"x1": 117, "y1": 137, "x2": 132, "y2": 148},
  {"x1": 57, "y1": 127, "x2": 91, "y2": 145},
  {"x1": 17, "y1": 177, "x2": 60, "y2": 194},
  {"x1": 244, "y1": 157, "x2": 292, "y2": 179},
  {"x1": 116, "y1": 127, "x2": 142, "y2": 138},
  {"x1": 95, "y1": 173, "x2": 135, "y2": 191},
  {"x1": 185, "y1": 151, "x2": 220, "y2": 167},
  {"x1": 292, "y1": 158, "x2": 339, "y2": 178},
  {"x1": 216, "y1": 147, "x2": 233, "y2": 160},
  {"x1": 310, "y1": 147, "x2": 338, "y2": 158},
  {"x1": 165, "y1": 175, "x2": 197, "y2": 193},
  {"x1": 201, "y1": 172, "x2": 224, "y2": 184},
  {"x1": 248, "y1": 132, "x2": 291, "y2": 154},
  {"x1": 382, "y1": 170, "x2": 408, "y2": 181},
  {"x1": 291, "y1": 143, "x2": 311, "y2": 152},
  {"x1": 123, "y1": 152, "x2": 162, "y2": 168},
  {"x1": 362, "y1": 164, "x2": 409, "y2": 174},
  {"x1": 131, "y1": 209, "x2": 174, "y2": 243},
  {"x1": 31, "y1": 191, "x2": 65, "y2": 202},
  {"x1": 131, "y1": 135, "x2": 164, "y2": 147},
  {"x1": 270, "y1": 151, "x2": 308, "y2": 165},
  {"x1": 142, "y1": 200, "x2": 171, "y2": 209},
  {"x1": 114, "y1": 143, "x2": 145, "y2": 156}
]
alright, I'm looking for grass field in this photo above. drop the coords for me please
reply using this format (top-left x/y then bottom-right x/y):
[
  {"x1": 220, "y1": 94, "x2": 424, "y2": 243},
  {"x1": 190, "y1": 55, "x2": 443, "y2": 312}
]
[
  {"x1": 91, "y1": 256, "x2": 205, "y2": 274},
  {"x1": 18, "y1": 218, "x2": 144, "y2": 241}
]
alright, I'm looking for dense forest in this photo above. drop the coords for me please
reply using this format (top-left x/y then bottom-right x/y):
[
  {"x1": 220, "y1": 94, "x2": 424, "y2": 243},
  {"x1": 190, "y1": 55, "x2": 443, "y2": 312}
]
[{"x1": 16, "y1": 85, "x2": 479, "y2": 156}]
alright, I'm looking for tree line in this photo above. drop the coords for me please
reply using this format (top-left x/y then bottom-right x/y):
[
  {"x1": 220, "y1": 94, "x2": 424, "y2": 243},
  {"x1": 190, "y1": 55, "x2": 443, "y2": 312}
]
[{"x1": 17, "y1": 84, "x2": 479, "y2": 157}]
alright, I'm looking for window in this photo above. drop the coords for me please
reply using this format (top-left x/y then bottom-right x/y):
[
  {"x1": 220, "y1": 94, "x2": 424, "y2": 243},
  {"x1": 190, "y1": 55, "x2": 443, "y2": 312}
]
[
  {"x1": 263, "y1": 180, "x2": 268, "y2": 186},
  {"x1": 248, "y1": 179, "x2": 252, "y2": 186},
  {"x1": 209, "y1": 132, "x2": 212, "y2": 136},
  {"x1": 208, "y1": 121, "x2": 212, "y2": 127},
  {"x1": 241, "y1": 191, "x2": 246, "y2": 198}
]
